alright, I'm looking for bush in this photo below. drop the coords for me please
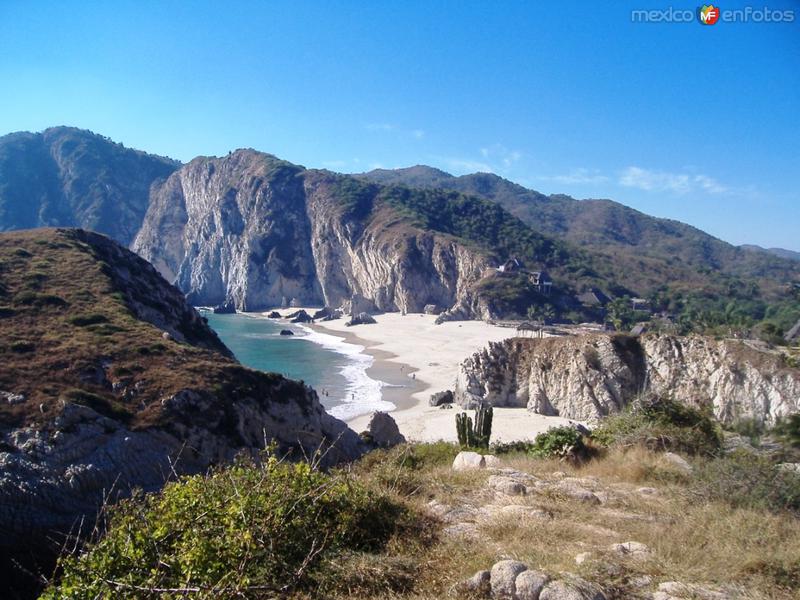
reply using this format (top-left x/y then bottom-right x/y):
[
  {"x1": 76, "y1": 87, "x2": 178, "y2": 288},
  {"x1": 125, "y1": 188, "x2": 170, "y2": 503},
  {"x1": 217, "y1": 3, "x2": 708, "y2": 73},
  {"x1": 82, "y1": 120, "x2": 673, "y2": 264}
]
[
  {"x1": 44, "y1": 457, "x2": 406, "y2": 598},
  {"x1": 529, "y1": 426, "x2": 588, "y2": 460},
  {"x1": 592, "y1": 396, "x2": 722, "y2": 456},
  {"x1": 773, "y1": 414, "x2": 800, "y2": 449},
  {"x1": 691, "y1": 450, "x2": 800, "y2": 514}
]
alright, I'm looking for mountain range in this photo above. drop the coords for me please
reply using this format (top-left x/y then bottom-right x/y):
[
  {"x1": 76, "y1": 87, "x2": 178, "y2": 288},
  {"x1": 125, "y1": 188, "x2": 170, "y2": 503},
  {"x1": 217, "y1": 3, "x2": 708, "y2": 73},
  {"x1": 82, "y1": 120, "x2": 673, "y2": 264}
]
[{"x1": 1, "y1": 127, "x2": 798, "y2": 326}]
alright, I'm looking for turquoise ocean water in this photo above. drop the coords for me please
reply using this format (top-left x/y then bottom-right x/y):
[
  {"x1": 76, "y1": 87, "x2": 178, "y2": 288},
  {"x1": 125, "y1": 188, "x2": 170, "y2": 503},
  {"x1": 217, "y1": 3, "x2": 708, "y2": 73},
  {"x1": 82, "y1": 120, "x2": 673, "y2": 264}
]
[{"x1": 201, "y1": 311, "x2": 394, "y2": 419}]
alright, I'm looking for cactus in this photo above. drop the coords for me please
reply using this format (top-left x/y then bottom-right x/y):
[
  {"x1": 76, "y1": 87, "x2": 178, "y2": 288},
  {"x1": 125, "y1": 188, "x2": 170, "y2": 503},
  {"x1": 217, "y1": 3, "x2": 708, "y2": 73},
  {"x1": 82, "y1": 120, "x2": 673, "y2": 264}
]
[
  {"x1": 456, "y1": 412, "x2": 474, "y2": 447},
  {"x1": 455, "y1": 404, "x2": 493, "y2": 448},
  {"x1": 475, "y1": 404, "x2": 493, "y2": 449}
]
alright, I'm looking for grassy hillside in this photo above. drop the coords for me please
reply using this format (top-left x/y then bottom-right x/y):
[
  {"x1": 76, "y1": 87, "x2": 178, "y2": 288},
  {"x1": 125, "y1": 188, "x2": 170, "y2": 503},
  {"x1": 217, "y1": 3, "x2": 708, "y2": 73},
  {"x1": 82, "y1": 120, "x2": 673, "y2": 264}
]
[{"x1": 0, "y1": 228, "x2": 312, "y2": 431}]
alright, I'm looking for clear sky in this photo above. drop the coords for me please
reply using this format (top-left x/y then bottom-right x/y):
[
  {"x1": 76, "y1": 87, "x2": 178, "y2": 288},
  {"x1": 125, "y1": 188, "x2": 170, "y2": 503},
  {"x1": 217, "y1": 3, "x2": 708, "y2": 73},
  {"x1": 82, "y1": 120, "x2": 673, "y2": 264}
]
[{"x1": 1, "y1": 1, "x2": 798, "y2": 250}]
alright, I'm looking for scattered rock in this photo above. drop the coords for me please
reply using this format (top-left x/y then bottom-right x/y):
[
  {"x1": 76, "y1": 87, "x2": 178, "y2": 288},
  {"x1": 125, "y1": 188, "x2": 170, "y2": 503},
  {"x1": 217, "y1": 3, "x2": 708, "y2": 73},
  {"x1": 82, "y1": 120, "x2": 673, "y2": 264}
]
[
  {"x1": 321, "y1": 309, "x2": 343, "y2": 321},
  {"x1": 487, "y1": 475, "x2": 527, "y2": 496},
  {"x1": 460, "y1": 570, "x2": 491, "y2": 596},
  {"x1": 279, "y1": 329, "x2": 294, "y2": 336},
  {"x1": 515, "y1": 570, "x2": 550, "y2": 600},
  {"x1": 346, "y1": 312, "x2": 377, "y2": 326},
  {"x1": 540, "y1": 576, "x2": 606, "y2": 600},
  {"x1": 161, "y1": 331, "x2": 173, "y2": 341},
  {"x1": 637, "y1": 486, "x2": 658, "y2": 495},
  {"x1": 484, "y1": 454, "x2": 503, "y2": 468},
  {"x1": 555, "y1": 482, "x2": 601, "y2": 504},
  {"x1": 1, "y1": 391, "x2": 26, "y2": 405},
  {"x1": 490, "y1": 559, "x2": 528, "y2": 598},
  {"x1": 363, "y1": 411, "x2": 405, "y2": 448},
  {"x1": 574, "y1": 552, "x2": 592, "y2": 565},
  {"x1": 267, "y1": 311, "x2": 281, "y2": 318},
  {"x1": 489, "y1": 505, "x2": 550, "y2": 521},
  {"x1": 609, "y1": 541, "x2": 650, "y2": 559},
  {"x1": 655, "y1": 581, "x2": 727, "y2": 600},
  {"x1": 453, "y1": 451, "x2": 486, "y2": 471},
  {"x1": 430, "y1": 389, "x2": 454, "y2": 406},
  {"x1": 776, "y1": 462, "x2": 800, "y2": 475},
  {"x1": 661, "y1": 452, "x2": 693, "y2": 474}
]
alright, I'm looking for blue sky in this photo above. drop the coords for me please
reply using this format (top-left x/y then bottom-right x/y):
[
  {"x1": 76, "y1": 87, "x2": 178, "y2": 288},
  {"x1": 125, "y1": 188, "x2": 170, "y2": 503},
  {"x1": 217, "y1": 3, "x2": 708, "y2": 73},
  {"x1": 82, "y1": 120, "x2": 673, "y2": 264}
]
[{"x1": 1, "y1": 1, "x2": 798, "y2": 250}]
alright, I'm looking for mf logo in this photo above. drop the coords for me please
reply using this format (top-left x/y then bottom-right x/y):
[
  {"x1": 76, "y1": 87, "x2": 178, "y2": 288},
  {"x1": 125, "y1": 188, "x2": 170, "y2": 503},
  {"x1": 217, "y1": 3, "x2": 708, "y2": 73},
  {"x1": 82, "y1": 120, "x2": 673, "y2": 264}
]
[{"x1": 698, "y1": 4, "x2": 721, "y2": 24}]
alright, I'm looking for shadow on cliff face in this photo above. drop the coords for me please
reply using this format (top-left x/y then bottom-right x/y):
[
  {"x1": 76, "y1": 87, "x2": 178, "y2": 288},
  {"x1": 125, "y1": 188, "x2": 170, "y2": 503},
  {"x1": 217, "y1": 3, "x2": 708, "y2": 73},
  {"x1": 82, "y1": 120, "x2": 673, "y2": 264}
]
[{"x1": 609, "y1": 333, "x2": 648, "y2": 391}]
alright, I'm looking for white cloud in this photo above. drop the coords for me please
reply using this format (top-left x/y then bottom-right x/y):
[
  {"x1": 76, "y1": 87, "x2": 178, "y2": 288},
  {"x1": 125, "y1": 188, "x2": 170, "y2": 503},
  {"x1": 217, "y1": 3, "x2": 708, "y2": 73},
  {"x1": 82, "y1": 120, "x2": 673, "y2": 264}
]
[
  {"x1": 365, "y1": 123, "x2": 425, "y2": 140},
  {"x1": 539, "y1": 168, "x2": 609, "y2": 186},
  {"x1": 619, "y1": 166, "x2": 727, "y2": 195},
  {"x1": 411, "y1": 129, "x2": 425, "y2": 139}
]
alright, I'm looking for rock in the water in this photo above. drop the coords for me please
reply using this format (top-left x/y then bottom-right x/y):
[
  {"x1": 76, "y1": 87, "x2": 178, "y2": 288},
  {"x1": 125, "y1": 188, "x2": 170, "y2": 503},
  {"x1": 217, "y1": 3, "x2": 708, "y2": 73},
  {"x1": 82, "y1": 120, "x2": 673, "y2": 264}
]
[
  {"x1": 212, "y1": 302, "x2": 236, "y2": 314},
  {"x1": 515, "y1": 570, "x2": 550, "y2": 600},
  {"x1": 346, "y1": 312, "x2": 377, "y2": 326},
  {"x1": 490, "y1": 559, "x2": 529, "y2": 598},
  {"x1": 429, "y1": 389, "x2": 454, "y2": 406},
  {"x1": 279, "y1": 329, "x2": 294, "y2": 336},
  {"x1": 290, "y1": 310, "x2": 312, "y2": 323},
  {"x1": 661, "y1": 452, "x2": 693, "y2": 474},
  {"x1": 452, "y1": 451, "x2": 486, "y2": 471},
  {"x1": 540, "y1": 576, "x2": 606, "y2": 600},
  {"x1": 267, "y1": 311, "x2": 281, "y2": 318},
  {"x1": 363, "y1": 412, "x2": 405, "y2": 448}
]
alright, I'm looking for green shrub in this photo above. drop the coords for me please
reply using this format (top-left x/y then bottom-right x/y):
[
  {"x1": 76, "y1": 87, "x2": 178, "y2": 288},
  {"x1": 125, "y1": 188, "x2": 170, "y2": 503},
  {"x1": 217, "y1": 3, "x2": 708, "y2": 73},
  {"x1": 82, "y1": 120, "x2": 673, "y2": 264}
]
[
  {"x1": 45, "y1": 457, "x2": 406, "y2": 598},
  {"x1": 691, "y1": 450, "x2": 800, "y2": 514},
  {"x1": 592, "y1": 396, "x2": 722, "y2": 456},
  {"x1": 773, "y1": 414, "x2": 800, "y2": 449},
  {"x1": 529, "y1": 426, "x2": 588, "y2": 459}
]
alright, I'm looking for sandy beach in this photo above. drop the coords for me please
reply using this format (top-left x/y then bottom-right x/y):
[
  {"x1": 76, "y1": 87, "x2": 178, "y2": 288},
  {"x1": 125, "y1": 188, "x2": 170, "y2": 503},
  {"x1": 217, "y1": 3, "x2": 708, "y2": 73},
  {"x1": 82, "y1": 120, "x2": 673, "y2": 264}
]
[{"x1": 273, "y1": 309, "x2": 577, "y2": 443}]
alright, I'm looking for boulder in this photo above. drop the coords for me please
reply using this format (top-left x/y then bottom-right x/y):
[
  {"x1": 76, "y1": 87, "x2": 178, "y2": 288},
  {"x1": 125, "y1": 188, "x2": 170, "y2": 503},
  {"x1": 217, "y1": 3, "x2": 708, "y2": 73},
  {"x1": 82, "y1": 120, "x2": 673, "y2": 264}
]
[
  {"x1": 661, "y1": 452, "x2": 693, "y2": 474},
  {"x1": 429, "y1": 389, "x2": 454, "y2": 406},
  {"x1": 346, "y1": 312, "x2": 377, "y2": 326},
  {"x1": 349, "y1": 293, "x2": 376, "y2": 316},
  {"x1": 452, "y1": 451, "x2": 485, "y2": 471},
  {"x1": 321, "y1": 309, "x2": 343, "y2": 321},
  {"x1": 161, "y1": 331, "x2": 173, "y2": 341},
  {"x1": 460, "y1": 570, "x2": 491, "y2": 596},
  {"x1": 424, "y1": 304, "x2": 443, "y2": 315},
  {"x1": 609, "y1": 541, "x2": 650, "y2": 559},
  {"x1": 490, "y1": 559, "x2": 528, "y2": 598},
  {"x1": 290, "y1": 310, "x2": 312, "y2": 323},
  {"x1": 279, "y1": 330, "x2": 294, "y2": 336},
  {"x1": 312, "y1": 307, "x2": 331, "y2": 320},
  {"x1": 363, "y1": 412, "x2": 405, "y2": 448},
  {"x1": 484, "y1": 454, "x2": 503, "y2": 468},
  {"x1": 267, "y1": 311, "x2": 281, "y2": 318},
  {"x1": 212, "y1": 302, "x2": 236, "y2": 314},
  {"x1": 515, "y1": 570, "x2": 550, "y2": 600},
  {"x1": 776, "y1": 462, "x2": 800, "y2": 475},
  {"x1": 487, "y1": 475, "x2": 527, "y2": 496},
  {"x1": 540, "y1": 577, "x2": 606, "y2": 600}
]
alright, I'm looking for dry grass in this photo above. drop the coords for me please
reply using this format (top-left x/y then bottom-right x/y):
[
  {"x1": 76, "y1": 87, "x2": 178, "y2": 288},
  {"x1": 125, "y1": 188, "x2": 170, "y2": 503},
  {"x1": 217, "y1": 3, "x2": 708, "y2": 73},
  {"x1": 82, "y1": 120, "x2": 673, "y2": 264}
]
[{"x1": 340, "y1": 445, "x2": 800, "y2": 599}]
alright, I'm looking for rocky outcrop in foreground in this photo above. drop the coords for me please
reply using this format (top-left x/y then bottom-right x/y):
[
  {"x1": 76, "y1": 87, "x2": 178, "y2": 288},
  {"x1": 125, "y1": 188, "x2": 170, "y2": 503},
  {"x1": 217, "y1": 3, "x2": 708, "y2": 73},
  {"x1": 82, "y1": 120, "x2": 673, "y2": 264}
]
[
  {"x1": 455, "y1": 333, "x2": 800, "y2": 424},
  {"x1": 0, "y1": 229, "x2": 362, "y2": 594}
]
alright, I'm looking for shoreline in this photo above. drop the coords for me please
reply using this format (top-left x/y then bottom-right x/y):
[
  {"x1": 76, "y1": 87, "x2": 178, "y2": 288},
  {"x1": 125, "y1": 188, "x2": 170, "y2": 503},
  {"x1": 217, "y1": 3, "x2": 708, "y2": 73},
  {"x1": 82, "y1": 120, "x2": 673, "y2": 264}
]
[{"x1": 280, "y1": 309, "x2": 579, "y2": 443}]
